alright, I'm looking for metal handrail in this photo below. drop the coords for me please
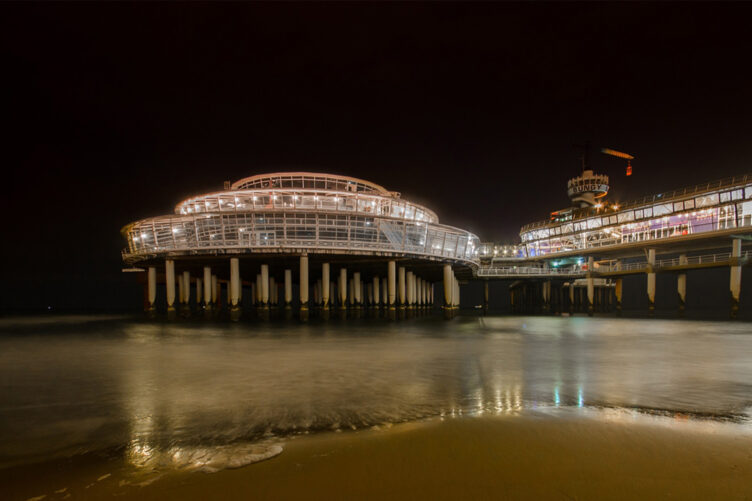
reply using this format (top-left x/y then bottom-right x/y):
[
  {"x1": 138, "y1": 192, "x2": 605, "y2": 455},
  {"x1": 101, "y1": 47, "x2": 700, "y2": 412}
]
[
  {"x1": 476, "y1": 250, "x2": 749, "y2": 277},
  {"x1": 123, "y1": 212, "x2": 480, "y2": 266}
]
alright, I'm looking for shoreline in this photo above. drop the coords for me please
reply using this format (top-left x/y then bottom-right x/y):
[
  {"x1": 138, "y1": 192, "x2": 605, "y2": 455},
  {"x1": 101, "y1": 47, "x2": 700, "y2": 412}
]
[{"x1": 5, "y1": 410, "x2": 752, "y2": 500}]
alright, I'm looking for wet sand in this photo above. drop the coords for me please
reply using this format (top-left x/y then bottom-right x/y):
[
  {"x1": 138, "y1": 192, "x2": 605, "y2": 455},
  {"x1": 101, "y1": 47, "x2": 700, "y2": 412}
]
[{"x1": 8, "y1": 413, "x2": 752, "y2": 500}]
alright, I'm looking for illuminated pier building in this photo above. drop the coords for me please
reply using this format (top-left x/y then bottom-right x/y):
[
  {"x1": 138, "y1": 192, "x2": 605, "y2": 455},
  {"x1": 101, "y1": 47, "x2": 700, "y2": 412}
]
[
  {"x1": 122, "y1": 173, "x2": 479, "y2": 313},
  {"x1": 479, "y1": 170, "x2": 752, "y2": 317},
  {"x1": 122, "y1": 169, "x2": 751, "y2": 317}
]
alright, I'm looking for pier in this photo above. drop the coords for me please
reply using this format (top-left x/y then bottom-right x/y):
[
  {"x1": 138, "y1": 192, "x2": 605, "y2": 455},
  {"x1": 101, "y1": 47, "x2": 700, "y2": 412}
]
[{"x1": 122, "y1": 171, "x2": 752, "y2": 317}]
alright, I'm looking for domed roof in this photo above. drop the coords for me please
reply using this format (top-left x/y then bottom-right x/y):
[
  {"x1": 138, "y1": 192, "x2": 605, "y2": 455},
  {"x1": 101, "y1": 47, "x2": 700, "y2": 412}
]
[{"x1": 231, "y1": 172, "x2": 392, "y2": 195}]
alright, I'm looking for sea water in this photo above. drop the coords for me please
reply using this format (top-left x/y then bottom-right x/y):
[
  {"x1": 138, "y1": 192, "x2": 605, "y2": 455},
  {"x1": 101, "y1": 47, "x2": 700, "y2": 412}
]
[{"x1": 1, "y1": 313, "x2": 752, "y2": 480}]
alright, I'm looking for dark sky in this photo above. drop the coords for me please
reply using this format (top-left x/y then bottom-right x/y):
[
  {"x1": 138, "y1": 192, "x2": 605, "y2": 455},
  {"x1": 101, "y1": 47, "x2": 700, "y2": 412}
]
[{"x1": 3, "y1": 2, "x2": 752, "y2": 310}]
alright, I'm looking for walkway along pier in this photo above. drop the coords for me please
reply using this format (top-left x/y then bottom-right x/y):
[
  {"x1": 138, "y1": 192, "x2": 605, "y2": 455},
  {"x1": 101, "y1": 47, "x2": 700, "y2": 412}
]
[{"x1": 122, "y1": 171, "x2": 752, "y2": 317}]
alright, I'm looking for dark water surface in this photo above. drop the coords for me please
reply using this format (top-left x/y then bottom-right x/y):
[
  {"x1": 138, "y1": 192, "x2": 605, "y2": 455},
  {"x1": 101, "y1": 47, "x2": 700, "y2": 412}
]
[{"x1": 1, "y1": 314, "x2": 752, "y2": 475}]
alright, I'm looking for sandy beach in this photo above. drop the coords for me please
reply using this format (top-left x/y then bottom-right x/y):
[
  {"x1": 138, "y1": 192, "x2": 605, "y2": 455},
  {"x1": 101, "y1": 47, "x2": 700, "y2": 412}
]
[{"x1": 6, "y1": 412, "x2": 752, "y2": 501}]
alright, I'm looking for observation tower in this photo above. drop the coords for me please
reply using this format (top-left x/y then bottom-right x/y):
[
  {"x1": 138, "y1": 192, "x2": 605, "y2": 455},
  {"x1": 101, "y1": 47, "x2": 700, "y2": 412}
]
[
  {"x1": 567, "y1": 170, "x2": 609, "y2": 208},
  {"x1": 122, "y1": 172, "x2": 479, "y2": 313}
]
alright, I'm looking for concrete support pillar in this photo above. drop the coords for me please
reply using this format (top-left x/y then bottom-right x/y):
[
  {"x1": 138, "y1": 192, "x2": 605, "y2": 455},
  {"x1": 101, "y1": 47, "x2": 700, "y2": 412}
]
[
  {"x1": 270, "y1": 277, "x2": 277, "y2": 306},
  {"x1": 284, "y1": 269, "x2": 292, "y2": 307},
  {"x1": 678, "y1": 254, "x2": 687, "y2": 315},
  {"x1": 321, "y1": 262, "x2": 330, "y2": 309},
  {"x1": 230, "y1": 258, "x2": 240, "y2": 308},
  {"x1": 453, "y1": 275, "x2": 460, "y2": 308},
  {"x1": 339, "y1": 268, "x2": 347, "y2": 308},
  {"x1": 203, "y1": 267, "x2": 212, "y2": 308},
  {"x1": 165, "y1": 259, "x2": 176, "y2": 311},
  {"x1": 211, "y1": 274, "x2": 218, "y2": 305},
  {"x1": 349, "y1": 278, "x2": 355, "y2": 305},
  {"x1": 260, "y1": 264, "x2": 269, "y2": 307},
  {"x1": 354, "y1": 272, "x2": 362, "y2": 306},
  {"x1": 299, "y1": 255, "x2": 309, "y2": 310},
  {"x1": 568, "y1": 283, "x2": 575, "y2": 314},
  {"x1": 731, "y1": 239, "x2": 742, "y2": 318},
  {"x1": 443, "y1": 264, "x2": 453, "y2": 308},
  {"x1": 182, "y1": 271, "x2": 191, "y2": 306},
  {"x1": 387, "y1": 261, "x2": 397, "y2": 308},
  {"x1": 647, "y1": 248, "x2": 656, "y2": 315},
  {"x1": 398, "y1": 266, "x2": 406, "y2": 307},
  {"x1": 177, "y1": 273, "x2": 185, "y2": 305},
  {"x1": 196, "y1": 277, "x2": 203, "y2": 306},
  {"x1": 146, "y1": 266, "x2": 157, "y2": 311},
  {"x1": 615, "y1": 278, "x2": 623, "y2": 315},
  {"x1": 255, "y1": 274, "x2": 262, "y2": 303},
  {"x1": 366, "y1": 283, "x2": 373, "y2": 306},
  {"x1": 406, "y1": 271, "x2": 414, "y2": 307},
  {"x1": 373, "y1": 276, "x2": 380, "y2": 306},
  {"x1": 587, "y1": 256, "x2": 594, "y2": 316}
]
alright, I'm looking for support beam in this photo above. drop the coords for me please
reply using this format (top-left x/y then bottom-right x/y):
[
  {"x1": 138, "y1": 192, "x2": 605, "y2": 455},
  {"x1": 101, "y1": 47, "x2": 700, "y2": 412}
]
[
  {"x1": 388, "y1": 261, "x2": 396, "y2": 308},
  {"x1": 196, "y1": 277, "x2": 203, "y2": 306},
  {"x1": 284, "y1": 269, "x2": 292, "y2": 307},
  {"x1": 322, "y1": 263, "x2": 330, "y2": 309},
  {"x1": 299, "y1": 255, "x2": 309, "y2": 310},
  {"x1": 211, "y1": 274, "x2": 218, "y2": 305},
  {"x1": 230, "y1": 258, "x2": 240, "y2": 309},
  {"x1": 270, "y1": 277, "x2": 277, "y2": 306},
  {"x1": 647, "y1": 248, "x2": 656, "y2": 315},
  {"x1": 382, "y1": 277, "x2": 387, "y2": 306},
  {"x1": 373, "y1": 276, "x2": 380, "y2": 307},
  {"x1": 731, "y1": 238, "x2": 742, "y2": 318},
  {"x1": 165, "y1": 259, "x2": 176, "y2": 311},
  {"x1": 349, "y1": 278, "x2": 355, "y2": 305}
]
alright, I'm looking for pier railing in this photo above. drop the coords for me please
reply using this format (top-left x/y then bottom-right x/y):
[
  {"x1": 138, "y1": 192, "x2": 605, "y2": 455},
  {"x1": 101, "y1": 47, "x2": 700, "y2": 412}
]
[{"x1": 477, "y1": 250, "x2": 749, "y2": 277}]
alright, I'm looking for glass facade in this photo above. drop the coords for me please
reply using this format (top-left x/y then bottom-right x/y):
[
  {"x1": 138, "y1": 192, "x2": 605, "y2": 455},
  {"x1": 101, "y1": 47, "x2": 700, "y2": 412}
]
[
  {"x1": 123, "y1": 173, "x2": 479, "y2": 265},
  {"x1": 519, "y1": 179, "x2": 752, "y2": 258}
]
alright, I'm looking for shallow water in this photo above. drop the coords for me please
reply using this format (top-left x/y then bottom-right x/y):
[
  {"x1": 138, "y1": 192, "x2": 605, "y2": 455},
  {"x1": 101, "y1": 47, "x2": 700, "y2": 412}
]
[{"x1": 1, "y1": 313, "x2": 752, "y2": 475}]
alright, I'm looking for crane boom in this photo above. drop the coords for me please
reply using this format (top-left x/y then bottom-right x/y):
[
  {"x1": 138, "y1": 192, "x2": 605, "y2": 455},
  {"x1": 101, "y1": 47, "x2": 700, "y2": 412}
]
[{"x1": 601, "y1": 148, "x2": 634, "y2": 160}]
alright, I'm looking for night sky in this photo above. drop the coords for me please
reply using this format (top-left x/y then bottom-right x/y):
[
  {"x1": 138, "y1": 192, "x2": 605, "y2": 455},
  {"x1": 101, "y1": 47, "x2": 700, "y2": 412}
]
[{"x1": 3, "y1": 3, "x2": 752, "y2": 311}]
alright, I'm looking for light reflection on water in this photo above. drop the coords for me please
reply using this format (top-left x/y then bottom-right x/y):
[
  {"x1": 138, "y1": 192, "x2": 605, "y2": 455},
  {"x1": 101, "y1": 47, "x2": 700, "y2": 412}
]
[{"x1": 1, "y1": 314, "x2": 752, "y2": 472}]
